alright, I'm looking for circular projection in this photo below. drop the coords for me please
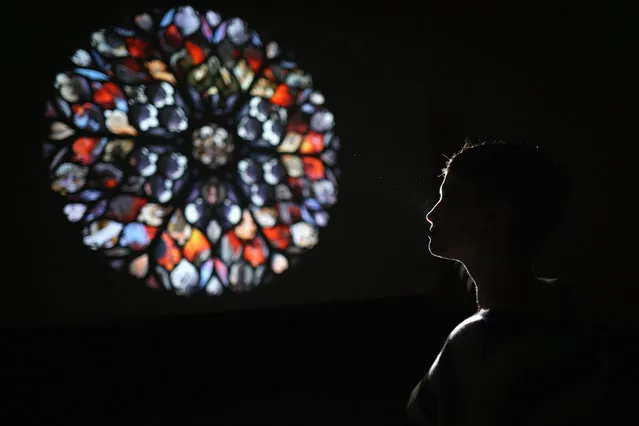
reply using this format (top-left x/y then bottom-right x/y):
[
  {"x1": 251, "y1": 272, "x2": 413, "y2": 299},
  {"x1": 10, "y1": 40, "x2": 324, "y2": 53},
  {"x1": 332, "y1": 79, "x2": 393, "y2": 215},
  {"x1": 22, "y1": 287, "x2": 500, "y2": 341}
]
[{"x1": 42, "y1": 6, "x2": 340, "y2": 296}]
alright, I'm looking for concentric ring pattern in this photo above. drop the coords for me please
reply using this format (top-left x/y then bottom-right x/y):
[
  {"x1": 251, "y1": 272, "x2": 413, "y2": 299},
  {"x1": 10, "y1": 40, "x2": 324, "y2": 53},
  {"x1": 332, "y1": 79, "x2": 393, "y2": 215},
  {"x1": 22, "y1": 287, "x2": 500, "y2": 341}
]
[{"x1": 42, "y1": 6, "x2": 340, "y2": 296}]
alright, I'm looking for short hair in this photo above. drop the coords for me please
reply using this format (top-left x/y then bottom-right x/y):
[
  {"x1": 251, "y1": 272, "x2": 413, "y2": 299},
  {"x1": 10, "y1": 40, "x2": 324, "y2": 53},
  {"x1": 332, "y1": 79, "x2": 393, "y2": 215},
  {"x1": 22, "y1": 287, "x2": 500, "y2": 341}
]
[{"x1": 442, "y1": 139, "x2": 572, "y2": 256}]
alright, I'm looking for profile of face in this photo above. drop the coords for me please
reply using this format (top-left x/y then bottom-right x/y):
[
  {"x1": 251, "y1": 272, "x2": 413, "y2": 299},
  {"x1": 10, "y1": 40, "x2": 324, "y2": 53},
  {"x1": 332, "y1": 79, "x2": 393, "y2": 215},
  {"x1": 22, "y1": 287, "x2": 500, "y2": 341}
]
[{"x1": 425, "y1": 169, "x2": 509, "y2": 262}]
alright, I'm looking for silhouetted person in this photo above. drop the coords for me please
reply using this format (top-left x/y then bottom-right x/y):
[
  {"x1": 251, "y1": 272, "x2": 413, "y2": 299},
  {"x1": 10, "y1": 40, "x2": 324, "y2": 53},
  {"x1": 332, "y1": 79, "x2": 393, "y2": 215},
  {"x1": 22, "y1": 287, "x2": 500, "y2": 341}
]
[{"x1": 407, "y1": 140, "x2": 601, "y2": 426}]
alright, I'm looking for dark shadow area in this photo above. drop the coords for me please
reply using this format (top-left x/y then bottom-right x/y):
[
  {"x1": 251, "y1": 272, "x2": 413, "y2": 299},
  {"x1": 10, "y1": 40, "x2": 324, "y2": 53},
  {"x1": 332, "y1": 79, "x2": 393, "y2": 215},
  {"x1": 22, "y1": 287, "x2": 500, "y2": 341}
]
[
  {"x1": 4, "y1": 295, "x2": 638, "y2": 424},
  {"x1": 5, "y1": 0, "x2": 637, "y2": 424}
]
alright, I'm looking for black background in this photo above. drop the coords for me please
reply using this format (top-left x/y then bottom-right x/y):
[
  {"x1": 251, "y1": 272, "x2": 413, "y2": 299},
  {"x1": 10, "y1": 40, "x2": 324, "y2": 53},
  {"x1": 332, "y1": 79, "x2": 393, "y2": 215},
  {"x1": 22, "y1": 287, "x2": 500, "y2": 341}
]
[{"x1": 5, "y1": 1, "x2": 636, "y2": 424}]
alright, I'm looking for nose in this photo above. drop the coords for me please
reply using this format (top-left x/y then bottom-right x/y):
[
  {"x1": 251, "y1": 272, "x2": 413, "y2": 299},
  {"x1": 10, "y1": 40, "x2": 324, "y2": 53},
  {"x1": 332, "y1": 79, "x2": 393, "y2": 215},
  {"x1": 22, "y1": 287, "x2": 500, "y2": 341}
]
[{"x1": 426, "y1": 204, "x2": 437, "y2": 227}]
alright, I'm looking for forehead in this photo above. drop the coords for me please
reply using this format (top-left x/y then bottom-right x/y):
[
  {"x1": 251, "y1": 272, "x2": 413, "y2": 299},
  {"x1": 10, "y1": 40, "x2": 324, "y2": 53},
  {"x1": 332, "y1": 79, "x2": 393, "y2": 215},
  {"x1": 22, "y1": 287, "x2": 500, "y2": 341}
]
[{"x1": 439, "y1": 170, "x2": 474, "y2": 195}]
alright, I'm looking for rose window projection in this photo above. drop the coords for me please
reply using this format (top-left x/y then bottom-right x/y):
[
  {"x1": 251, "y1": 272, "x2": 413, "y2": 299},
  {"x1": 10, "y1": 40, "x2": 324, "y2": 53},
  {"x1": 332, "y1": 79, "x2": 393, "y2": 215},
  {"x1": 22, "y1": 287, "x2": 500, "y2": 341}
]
[{"x1": 42, "y1": 6, "x2": 340, "y2": 296}]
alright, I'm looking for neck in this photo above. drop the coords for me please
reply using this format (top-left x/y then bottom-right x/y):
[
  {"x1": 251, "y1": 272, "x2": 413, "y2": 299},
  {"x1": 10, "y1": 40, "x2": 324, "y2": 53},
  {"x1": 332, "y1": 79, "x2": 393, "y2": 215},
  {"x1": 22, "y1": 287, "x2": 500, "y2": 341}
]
[{"x1": 462, "y1": 251, "x2": 540, "y2": 310}]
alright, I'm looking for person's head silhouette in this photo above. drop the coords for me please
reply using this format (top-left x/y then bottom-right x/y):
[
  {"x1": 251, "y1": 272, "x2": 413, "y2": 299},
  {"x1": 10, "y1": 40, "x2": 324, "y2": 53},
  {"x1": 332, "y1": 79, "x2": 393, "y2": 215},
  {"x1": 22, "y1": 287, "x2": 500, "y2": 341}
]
[{"x1": 426, "y1": 139, "x2": 572, "y2": 310}]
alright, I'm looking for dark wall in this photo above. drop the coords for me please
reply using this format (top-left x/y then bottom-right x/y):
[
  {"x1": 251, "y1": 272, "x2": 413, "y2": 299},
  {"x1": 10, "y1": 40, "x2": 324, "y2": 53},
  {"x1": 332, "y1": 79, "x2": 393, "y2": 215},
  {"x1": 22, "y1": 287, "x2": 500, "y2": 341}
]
[
  {"x1": 12, "y1": 0, "x2": 633, "y2": 326},
  {"x1": 5, "y1": 291, "x2": 636, "y2": 425},
  {"x1": 10, "y1": 0, "x2": 447, "y2": 326},
  {"x1": 8, "y1": 1, "x2": 634, "y2": 326},
  {"x1": 6, "y1": 296, "x2": 468, "y2": 425}
]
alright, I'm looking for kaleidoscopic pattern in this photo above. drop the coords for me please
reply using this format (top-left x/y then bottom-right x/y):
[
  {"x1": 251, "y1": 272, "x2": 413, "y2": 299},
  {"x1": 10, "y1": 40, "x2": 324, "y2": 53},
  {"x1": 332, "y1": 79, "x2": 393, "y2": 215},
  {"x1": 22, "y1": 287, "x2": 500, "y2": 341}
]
[{"x1": 42, "y1": 6, "x2": 340, "y2": 296}]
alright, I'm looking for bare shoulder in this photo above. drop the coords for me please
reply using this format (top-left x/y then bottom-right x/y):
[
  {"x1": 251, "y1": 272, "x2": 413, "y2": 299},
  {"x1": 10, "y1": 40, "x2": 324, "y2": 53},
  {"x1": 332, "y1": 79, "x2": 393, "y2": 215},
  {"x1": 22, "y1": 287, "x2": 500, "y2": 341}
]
[
  {"x1": 447, "y1": 312, "x2": 486, "y2": 347},
  {"x1": 451, "y1": 312, "x2": 486, "y2": 334}
]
